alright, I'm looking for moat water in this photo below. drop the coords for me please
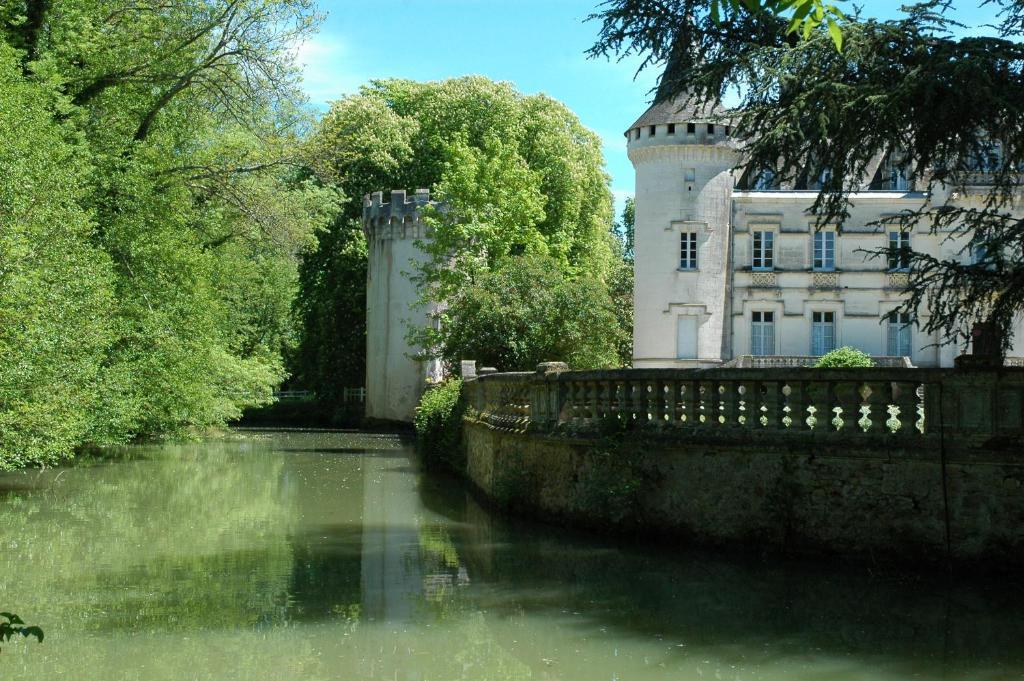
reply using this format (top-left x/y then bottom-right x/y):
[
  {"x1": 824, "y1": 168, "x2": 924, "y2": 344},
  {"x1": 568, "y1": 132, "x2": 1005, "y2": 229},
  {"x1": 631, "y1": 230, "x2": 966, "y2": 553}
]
[{"x1": 1, "y1": 430, "x2": 1022, "y2": 680}]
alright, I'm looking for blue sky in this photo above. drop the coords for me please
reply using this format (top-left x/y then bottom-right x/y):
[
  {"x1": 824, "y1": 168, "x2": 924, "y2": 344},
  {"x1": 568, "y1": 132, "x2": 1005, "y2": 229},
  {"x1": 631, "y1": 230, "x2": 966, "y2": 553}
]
[{"x1": 297, "y1": 1, "x2": 1003, "y2": 217}]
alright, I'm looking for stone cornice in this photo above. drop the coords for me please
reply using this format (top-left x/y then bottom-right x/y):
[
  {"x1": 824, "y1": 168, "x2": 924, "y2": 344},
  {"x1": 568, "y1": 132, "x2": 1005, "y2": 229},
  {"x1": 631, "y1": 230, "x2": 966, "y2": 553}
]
[{"x1": 628, "y1": 143, "x2": 740, "y2": 165}]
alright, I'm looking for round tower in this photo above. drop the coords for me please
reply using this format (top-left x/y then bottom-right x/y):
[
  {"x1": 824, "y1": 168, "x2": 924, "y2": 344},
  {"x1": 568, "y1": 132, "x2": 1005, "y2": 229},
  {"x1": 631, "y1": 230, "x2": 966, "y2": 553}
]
[
  {"x1": 626, "y1": 95, "x2": 740, "y2": 368},
  {"x1": 363, "y1": 189, "x2": 443, "y2": 423}
]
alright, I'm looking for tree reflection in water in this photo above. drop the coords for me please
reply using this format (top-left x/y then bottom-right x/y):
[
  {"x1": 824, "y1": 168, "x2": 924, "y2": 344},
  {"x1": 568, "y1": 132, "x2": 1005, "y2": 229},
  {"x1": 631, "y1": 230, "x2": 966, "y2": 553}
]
[{"x1": 0, "y1": 431, "x2": 1022, "y2": 680}]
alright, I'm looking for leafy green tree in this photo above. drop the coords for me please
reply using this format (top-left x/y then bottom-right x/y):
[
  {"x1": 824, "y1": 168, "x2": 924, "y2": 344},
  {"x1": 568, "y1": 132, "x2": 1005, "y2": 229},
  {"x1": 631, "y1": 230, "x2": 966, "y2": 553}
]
[
  {"x1": 299, "y1": 77, "x2": 624, "y2": 398},
  {"x1": 590, "y1": 0, "x2": 1024, "y2": 354},
  {"x1": 0, "y1": 45, "x2": 114, "y2": 468},
  {"x1": 0, "y1": 1, "x2": 331, "y2": 465},
  {"x1": 425, "y1": 254, "x2": 625, "y2": 372}
]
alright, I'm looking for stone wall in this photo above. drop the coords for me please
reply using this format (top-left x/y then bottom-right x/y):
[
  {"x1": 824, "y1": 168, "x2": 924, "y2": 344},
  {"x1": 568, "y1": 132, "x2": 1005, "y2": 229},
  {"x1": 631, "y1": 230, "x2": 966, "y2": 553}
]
[
  {"x1": 363, "y1": 189, "x2": 443, "y2": 423},
  {"x1": 459, "y1": 366, "x2": 1024, "y2": 567}
]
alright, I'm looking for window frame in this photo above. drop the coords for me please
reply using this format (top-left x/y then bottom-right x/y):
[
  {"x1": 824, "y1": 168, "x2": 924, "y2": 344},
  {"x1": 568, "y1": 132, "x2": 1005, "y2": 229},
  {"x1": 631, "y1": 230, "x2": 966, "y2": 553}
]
[
  {"x1": 888, "y1": 230, "x2": 912, "y2": 271},
  {"x1": 811, "y1": 311, "x2": 837, "y2": 356},
  {"x1": 886, "y1": 312, "x2": 912, "y2": 357},
  {"x1": 812, "y1": 230, "x2": 836, "y2": 272},
  {"x1": 751, "y1": 311, "x2": 775, "y2": 356},
  {"x1": 751, "y1": 229, "x2": 775, "y2": 271},
  {"x1": 679, "y1": 232, "x2": 698, "y2": 270}
]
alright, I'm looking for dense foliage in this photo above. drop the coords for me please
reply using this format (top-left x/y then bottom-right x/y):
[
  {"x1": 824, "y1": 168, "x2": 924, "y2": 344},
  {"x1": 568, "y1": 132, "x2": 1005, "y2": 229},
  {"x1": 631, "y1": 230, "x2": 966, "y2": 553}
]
[
  {"x1": 298, "y1": 76, "x2": 628, "y2": 388},
  {"x1": 814, "y1": 347, "x2": 874, "y2": 368},
  {"x1": 0, "y1": 1, "x2": 332, "y2": 468},
  {"x1": 437, "y1": 254, "x2": 626, "y2": 371},
  {"x1": 590, "y1": 0, "x2": 1024, "y2": 353},
  {"x1": 413, "y1": 379, "x2": 466, "y2": 471}
]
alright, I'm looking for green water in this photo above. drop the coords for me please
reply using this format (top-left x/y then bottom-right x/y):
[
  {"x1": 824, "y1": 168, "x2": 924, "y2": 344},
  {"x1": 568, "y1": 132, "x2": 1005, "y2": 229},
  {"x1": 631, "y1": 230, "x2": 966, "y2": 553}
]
[{"x1": 1, "y1": 430, "x2": 1022, "y2": 680}]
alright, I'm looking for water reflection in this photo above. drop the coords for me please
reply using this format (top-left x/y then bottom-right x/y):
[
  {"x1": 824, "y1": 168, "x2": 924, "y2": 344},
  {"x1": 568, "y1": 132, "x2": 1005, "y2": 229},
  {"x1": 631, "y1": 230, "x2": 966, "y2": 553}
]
[{"x1": 0, "y1": 430, "x2": 1021, "y2": 680}]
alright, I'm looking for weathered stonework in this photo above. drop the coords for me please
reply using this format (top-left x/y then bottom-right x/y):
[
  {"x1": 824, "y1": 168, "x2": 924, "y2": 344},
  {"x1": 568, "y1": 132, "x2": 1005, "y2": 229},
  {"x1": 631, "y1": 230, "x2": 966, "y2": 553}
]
[
  {"x1": 626, "y1": 96, "x2": 1024, "y2": 367},
  {"x1": 459, "y1": 367, "x2": 1024, "y2": 567},
  {"x1": 363, "y1": 189, "x2": 442, "y2": 422}
]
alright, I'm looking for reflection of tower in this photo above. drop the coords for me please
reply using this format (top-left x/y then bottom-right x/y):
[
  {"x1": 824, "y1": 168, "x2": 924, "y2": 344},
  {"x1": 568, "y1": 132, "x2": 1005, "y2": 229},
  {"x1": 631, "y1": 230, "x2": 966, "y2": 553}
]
[
  {"x1": 359, "y1": 450, "x2": 423, "y2": 621},
  {"x1": 363, "y1": 190, "x2": 444, "y2": 422},
  {"x1": 627, "y1": 96, "x2": 739, "y2": 367}
]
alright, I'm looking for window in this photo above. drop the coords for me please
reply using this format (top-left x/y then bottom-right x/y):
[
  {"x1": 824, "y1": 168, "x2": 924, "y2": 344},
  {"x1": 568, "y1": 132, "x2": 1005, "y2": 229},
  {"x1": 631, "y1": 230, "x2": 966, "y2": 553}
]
[
  {"x1": 667, "y1": 123, "x2": 676, "y2": 135},
  {"x1": 677, "y1": 316, "x2": 698, "y2": 359},
  {"x1": 752, "y1": 169, "x2": 776, "y2": 190},
  {"x1": 686, "y1": 122, "x2": 696, "y2": 134},
  {"x1": 811, "y1": 312, "x2": 836, "y2": 356},
  {"x1": 887, "y1": 312, "x2": 912, "y2": 357},
  {"x1": 888, "y1": 231, "x2": 911, "y2": 271},
  {"x1": 968, "y1": 140, "x2": 1000, "y2": 172},
  {"x1": 891, "y1": 167, "x2": 910, "y2": 191},
  {"x1": 648, "y1": 125, "x2": 656, "y2": 137},
  {"x1": 751, "y1": 311, "x2": 775, "y2": 356},
  {"x1": 679, "y1": 232, "x2": 698, "y2": 270},
  {"x1": 634, "y1": 128, "x2": 641, "y2": 140},
  {"x1": 684, "y1": 168, "x2": 696, "y2": 183},
  {"x1": 752, "y1": 231, "x2": 774, "y2": 270},
  {"x1": 882, "y1": 149, "x2": 911, "y2": 190},
  {"x1": 707, "y1": 124, "x2": 715, "y2": 134},
  {"x1": 725, "y1": 125, "x2": 731, "y2": 135},
  {"x1": 813, "y1": 231, "x2": 835, "y2": 271}
]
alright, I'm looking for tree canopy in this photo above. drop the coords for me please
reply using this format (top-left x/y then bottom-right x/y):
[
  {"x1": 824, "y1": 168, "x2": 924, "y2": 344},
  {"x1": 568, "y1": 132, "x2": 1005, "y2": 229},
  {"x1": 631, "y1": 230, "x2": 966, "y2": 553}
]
[
  {"x1": 297, "y1": 76, "x2": 627, "y2": 385},
  {"x1": 590, "y1": 0, "x2": 1024, "y2": 353},
  {"x1": 0, "y1": 0, "x2": 332, "y2": 467}
]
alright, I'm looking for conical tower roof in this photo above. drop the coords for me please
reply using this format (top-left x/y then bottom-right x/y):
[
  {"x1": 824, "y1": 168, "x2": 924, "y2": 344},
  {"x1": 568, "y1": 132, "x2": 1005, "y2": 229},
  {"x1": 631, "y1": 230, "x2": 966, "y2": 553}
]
[{"x1": 626, "y1": 93, "x2": 732, "y2": 134}]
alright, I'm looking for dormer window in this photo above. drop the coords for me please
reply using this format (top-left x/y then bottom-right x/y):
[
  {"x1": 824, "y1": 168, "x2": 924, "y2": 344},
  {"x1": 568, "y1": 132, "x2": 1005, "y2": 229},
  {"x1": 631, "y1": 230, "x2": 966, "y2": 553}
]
[
  {"x1": 967, "y1": 140, "x2": 1001, "y2": 173},
  {"x1": 687, "y1": 123, "x2": 696, "y2": 134},
  {"x1": 752, "y1": 169, "x2": 777, "y2": 190},
  {"x1": 882, "y1": 149, "x2": 911, "y2": 190}
]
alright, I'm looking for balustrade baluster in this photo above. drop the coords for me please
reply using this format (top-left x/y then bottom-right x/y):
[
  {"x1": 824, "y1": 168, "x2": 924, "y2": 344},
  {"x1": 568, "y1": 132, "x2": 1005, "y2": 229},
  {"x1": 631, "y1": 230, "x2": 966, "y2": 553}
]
[
  {"x1": 697, "y1": 380, "x2": 714, "y2": 427},
  {"x1": 679, "y1": 379, "x2": 697, "y2": 425},
  {"x1": 757, "y1": 380, "x2": 781, "y2": 429},
  {"x1": 734, "y1": 381, "x2": 752, "y2": 427},
  {"x1": 652, "y1": 380, "x2": 666, "y2": 426},
  {"x1": 666, "y1": 379, "x2": 679, "y2": 426},
  {"x1": 830, "y1": 381, "x2": 860, "y2": 433},
  {"x1": 721, "y1": 381, "x2": 740, "y2": 427},
  {"x1": 804, "y1": 380, "x2": 829, "y2": 431},
  {"x1": 781, "y1": 382, "x2": 801, "y2": 430},
  {"x1": 891, "y1": 381, "x2": 922, "y2": 438},
  {"x1": 857, "y1": 381, "x2": 886, "y2": 433}
]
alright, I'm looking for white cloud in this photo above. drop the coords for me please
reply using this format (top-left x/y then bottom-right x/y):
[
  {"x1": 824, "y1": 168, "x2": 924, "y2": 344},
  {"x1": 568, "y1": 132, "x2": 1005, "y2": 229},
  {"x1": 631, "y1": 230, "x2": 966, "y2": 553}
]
[{"x1": 293, "y1": 35, "x2": 366, "y2": 108}]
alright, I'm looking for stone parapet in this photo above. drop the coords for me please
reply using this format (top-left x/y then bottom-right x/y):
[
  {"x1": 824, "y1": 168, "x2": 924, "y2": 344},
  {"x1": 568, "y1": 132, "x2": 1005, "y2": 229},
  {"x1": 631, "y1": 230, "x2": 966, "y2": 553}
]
[
  {"x1": 459, "y1": 366, "x2": 1024, "y2": 567},
  {"x1": 462, "y1": 367, "x2": 1024, "y2": 453},
  {"x1": 362, "y1": 188, "x2": 434, "y2": 241}
]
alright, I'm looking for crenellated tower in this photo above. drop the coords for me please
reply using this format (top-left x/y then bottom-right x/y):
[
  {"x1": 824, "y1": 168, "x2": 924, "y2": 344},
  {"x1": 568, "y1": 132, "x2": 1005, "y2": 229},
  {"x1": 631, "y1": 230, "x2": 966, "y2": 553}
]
[
  {"x1": 626, "y1": 95, "x2": 740, "y2": 367},
  {"x1": 363, "y1": 189, "x2": 443, "y2": 423}
]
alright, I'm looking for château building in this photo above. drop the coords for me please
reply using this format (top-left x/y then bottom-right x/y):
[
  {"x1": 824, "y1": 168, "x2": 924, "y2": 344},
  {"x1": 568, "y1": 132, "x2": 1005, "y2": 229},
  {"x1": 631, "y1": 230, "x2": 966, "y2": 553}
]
[{"x1": 626, "y1": 95, "x2": 1024, "y2": 368}]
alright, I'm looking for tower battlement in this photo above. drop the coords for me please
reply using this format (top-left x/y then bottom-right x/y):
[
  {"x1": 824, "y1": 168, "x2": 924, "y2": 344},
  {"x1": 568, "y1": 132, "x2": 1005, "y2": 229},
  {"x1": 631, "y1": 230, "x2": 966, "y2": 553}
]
[{"x1": 363, "y1": 189, "x2": 434, "y2": 241}]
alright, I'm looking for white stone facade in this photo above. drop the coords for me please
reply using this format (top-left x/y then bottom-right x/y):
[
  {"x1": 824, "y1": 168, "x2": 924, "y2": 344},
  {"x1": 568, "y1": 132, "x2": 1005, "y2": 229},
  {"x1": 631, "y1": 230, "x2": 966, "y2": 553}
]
[
  {"x1": 627, "y1": 98, "x2": 1024, "y2": 368},
  {"x1": 363, "y1": 190, "x2": 443, "y2": 423}
]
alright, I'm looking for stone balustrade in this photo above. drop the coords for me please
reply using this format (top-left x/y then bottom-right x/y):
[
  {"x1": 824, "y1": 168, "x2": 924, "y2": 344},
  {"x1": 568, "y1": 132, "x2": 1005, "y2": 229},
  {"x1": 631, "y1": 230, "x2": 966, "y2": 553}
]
[{"x1": 464, "y1": 366, "x2": 1024, "y2": 450}]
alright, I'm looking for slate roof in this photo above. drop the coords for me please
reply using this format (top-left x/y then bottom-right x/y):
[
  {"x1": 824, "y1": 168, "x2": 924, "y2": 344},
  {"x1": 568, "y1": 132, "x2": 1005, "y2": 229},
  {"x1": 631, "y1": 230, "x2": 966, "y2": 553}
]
[{"x1": 626, "y1": 94, "x2": 733, "y2": 134}]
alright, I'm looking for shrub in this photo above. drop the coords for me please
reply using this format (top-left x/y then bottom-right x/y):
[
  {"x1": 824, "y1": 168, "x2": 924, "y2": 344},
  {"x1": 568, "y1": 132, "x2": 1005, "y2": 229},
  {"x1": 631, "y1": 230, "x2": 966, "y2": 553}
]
[
  {"x1": 814, "y1": 347, "x2": 875, "y2": 368},
  {"x1": 413, "y1": 379, "x2": 466, "y2": 471}
]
